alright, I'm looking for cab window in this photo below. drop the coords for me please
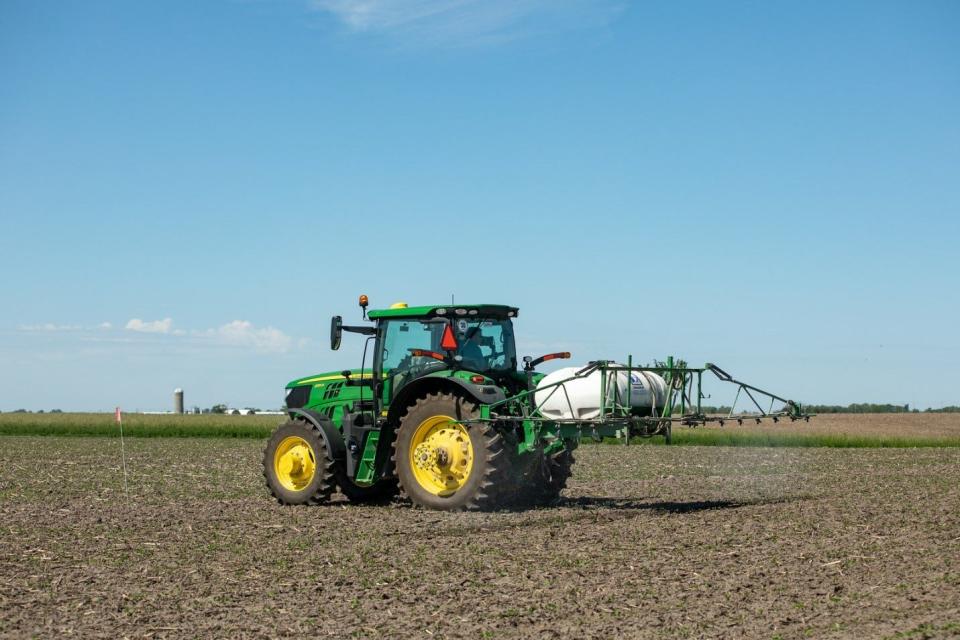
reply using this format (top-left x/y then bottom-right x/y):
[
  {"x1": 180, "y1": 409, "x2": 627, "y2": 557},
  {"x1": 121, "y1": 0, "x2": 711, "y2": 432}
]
[{"x1": 381, "y1": 320, "x2": 438, "y2": 373}]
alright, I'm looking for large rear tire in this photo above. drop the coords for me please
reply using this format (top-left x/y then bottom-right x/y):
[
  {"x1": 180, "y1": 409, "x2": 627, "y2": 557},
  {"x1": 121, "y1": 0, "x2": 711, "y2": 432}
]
[
  {"x1": 393, "y1": 392, "x2": 510, "y2": 511},
  {"x1": 263, "y1": 420, "x2": 336, "y2": 505}
]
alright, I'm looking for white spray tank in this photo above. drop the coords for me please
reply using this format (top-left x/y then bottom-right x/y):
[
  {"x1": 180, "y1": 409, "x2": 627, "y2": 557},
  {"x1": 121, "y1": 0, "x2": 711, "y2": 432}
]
[{"x1": 534, "y1": 364, "x2": 668, "y2": 421}]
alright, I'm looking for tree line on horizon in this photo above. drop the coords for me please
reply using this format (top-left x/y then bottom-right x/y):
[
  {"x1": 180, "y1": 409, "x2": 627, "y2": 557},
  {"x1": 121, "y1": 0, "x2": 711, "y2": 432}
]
[
  {"x1": 801, "y1": 403, "x2": 960, "y2": 414},
  {"x1": 700, "y1": 403, "x2": 960, "y2": 414}
]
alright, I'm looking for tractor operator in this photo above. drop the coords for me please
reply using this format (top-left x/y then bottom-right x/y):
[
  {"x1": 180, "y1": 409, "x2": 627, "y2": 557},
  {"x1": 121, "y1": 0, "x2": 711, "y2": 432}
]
[{"x1": 459, "y1": 328, "x2": 486, "y2": 371}]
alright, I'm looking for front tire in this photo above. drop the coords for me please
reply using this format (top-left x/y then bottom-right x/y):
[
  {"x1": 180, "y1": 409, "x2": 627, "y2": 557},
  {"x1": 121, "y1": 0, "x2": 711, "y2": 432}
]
[
  {"x1": 263, "y1": 420, "x2": 336, "y2": 505},
  {"x1": 393, "y1": 392, "x2": 509, "y2": 511}
]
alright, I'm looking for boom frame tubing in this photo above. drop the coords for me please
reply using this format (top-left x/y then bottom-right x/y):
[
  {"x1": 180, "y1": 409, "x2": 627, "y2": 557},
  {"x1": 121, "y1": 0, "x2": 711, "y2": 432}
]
[{"x1": 481, "y1": 358, "x2": 809, "y2": 440}]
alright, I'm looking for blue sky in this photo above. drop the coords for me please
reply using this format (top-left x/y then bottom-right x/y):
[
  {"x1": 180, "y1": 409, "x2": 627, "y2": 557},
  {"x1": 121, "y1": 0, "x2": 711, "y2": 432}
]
[{"x1": 1, "y1": 0, "x2": 957, "y2": 411}]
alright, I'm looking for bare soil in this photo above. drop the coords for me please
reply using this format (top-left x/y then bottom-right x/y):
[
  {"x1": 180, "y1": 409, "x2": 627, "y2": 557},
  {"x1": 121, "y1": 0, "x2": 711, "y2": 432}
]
[{"x1": 1, "y1": 434, "x2": 958, "y2": 639}]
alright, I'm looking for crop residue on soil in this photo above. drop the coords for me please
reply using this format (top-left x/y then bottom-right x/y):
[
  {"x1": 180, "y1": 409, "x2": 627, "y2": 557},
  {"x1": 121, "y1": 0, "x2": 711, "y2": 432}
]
[{"x1": 1, "y1": 436, "x2": 958, "y2": 639}]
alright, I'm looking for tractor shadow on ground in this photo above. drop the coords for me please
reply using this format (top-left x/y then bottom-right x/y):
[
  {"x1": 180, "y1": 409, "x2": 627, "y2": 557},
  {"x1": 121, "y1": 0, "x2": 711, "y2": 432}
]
[
  {"x1": 393, "y1": 494, "x2": 818, "y2": 537},
  {"x1": 555, "y1": 494, "x2": 813, "y2": 514}
]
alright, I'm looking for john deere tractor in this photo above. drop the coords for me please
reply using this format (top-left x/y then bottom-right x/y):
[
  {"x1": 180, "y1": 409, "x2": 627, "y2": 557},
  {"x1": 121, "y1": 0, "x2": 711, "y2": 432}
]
[{"x1": 263, "y1": 297, "x2": 807, "y2": 511}]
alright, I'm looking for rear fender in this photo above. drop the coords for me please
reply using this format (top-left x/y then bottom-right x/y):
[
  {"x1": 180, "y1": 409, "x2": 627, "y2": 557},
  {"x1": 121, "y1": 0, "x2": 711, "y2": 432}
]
[{"x1": 386, "y1": 376, "x2": 505, "y2": 426}]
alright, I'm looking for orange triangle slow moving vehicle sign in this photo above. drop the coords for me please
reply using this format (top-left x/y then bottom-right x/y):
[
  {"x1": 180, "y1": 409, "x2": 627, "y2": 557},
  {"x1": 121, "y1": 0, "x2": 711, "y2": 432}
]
[{"x1": 440, "y1": 324, "x2": 458, "y2": 351}]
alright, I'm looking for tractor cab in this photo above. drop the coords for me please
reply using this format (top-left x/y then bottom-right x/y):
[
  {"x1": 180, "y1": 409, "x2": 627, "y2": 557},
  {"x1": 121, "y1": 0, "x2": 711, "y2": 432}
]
[
  {"x1": 323, "y1": 300, "x2": 524, "y2": 430},
  {"x1": 371, "y1": 304, "x2": 519, "y2": 398}
]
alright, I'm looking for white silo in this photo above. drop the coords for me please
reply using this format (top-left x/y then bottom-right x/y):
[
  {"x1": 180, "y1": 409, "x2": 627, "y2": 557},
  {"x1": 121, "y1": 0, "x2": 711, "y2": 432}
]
[{"x1": 174, "y1": 388, "x2": 184, "y2": 414}]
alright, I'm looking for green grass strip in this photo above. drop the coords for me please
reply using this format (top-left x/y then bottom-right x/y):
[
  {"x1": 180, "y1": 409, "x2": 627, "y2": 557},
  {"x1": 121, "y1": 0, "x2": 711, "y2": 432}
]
[
  {"x1": 2, "y1": 414, "x2": 959, "y2": 447},
  {"x1": 0, "y1": 413, "x2": 277, "y2": 439},
  {"x1": 0, "y1": 422, "x2": 274, "y2": 439}
]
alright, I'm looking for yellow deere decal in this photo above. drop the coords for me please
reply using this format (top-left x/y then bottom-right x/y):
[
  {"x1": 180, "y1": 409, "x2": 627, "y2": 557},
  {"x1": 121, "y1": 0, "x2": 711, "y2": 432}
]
[{"x1": 298, "y1": 373, "x2": 377, "y2": 385}]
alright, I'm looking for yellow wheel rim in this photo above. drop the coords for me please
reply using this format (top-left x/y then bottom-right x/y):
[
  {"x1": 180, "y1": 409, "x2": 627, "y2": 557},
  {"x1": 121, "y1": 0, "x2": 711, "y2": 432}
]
[
  {"x1": 273, "y1": 436, "x2": 317, "y2": 492},
  {"x1": 409, "y1": 415, "x2": 474, "y2": 497}
]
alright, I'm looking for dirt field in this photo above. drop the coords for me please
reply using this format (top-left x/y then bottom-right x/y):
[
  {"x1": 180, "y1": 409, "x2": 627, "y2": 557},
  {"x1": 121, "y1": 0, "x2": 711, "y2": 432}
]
[{"x1": 1, "y1": 435, "x2": 958, "y2": 639}]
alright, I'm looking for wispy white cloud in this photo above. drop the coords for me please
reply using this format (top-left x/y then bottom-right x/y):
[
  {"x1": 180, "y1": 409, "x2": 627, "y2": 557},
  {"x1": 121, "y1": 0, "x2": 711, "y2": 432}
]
[
  {"x1": 311, "y1": 0, "x2": 624, "y2": 47},
  {"x1": 193, "y1": 320, "x2": 293, "y2": 354},
  {"x1": 19, "y1": 322, "x2": 120, "y2": 333},
  {"x1": 18, "y1": 323, "x2": 83, "y2": 332},
  {"x1": 19, "y1": 317, "x2": 297, "y2": 355},
  {"x1": 125, "y1": 318, "x2": 174, "y2": 334}
]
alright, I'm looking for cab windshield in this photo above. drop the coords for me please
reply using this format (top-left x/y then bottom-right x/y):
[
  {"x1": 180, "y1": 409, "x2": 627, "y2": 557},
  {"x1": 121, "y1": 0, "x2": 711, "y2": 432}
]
[{"x1": 379, "y1": 316, "x2": 517, "y2": 377}]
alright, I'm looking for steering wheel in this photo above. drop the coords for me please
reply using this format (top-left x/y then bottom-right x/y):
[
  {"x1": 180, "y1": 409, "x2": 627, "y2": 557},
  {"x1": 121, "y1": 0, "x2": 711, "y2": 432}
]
[
  {"x1": 391, "y1": 348, "x2": 445, "y2": 379},
  {"x1": 407, "y1": 348, "x2": 446, "y2": 362}
]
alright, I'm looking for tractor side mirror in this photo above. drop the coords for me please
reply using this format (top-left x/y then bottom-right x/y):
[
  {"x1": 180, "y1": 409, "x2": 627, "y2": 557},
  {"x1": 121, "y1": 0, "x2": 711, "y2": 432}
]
[{"x1": 330, "y1": 316, "x2": 343, "y2": 351}]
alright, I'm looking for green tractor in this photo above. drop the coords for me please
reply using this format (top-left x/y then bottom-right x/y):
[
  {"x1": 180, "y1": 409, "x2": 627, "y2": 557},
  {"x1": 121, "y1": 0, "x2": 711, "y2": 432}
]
[{"x1": 263, "y1": 297, "x2": 807, "y2": 511}]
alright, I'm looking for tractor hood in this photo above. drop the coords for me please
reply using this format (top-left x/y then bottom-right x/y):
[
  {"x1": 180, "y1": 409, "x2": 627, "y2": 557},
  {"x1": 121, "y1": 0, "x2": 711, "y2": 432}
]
[
  {"x1": 284, "y1": 369, "x2": 377, "y2": 412},
  {"x1": 286, "y1": 367, "x2": 496, "y2": 390},
  {"x1": 286, "y1": 369, "x2": 374, "y2": 389}
]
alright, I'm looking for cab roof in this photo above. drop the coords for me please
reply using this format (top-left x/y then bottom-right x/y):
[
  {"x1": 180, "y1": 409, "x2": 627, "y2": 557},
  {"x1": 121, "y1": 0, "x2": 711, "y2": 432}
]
[{"x1": 367, "y1": 304, "x2": 519, "y2": 320}]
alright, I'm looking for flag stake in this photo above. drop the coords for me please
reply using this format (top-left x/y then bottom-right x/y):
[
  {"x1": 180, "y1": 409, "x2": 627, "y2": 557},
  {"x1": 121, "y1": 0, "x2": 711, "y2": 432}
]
[{"x1": 116, "y1": 407, "x2": 129, "y2": 500}]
